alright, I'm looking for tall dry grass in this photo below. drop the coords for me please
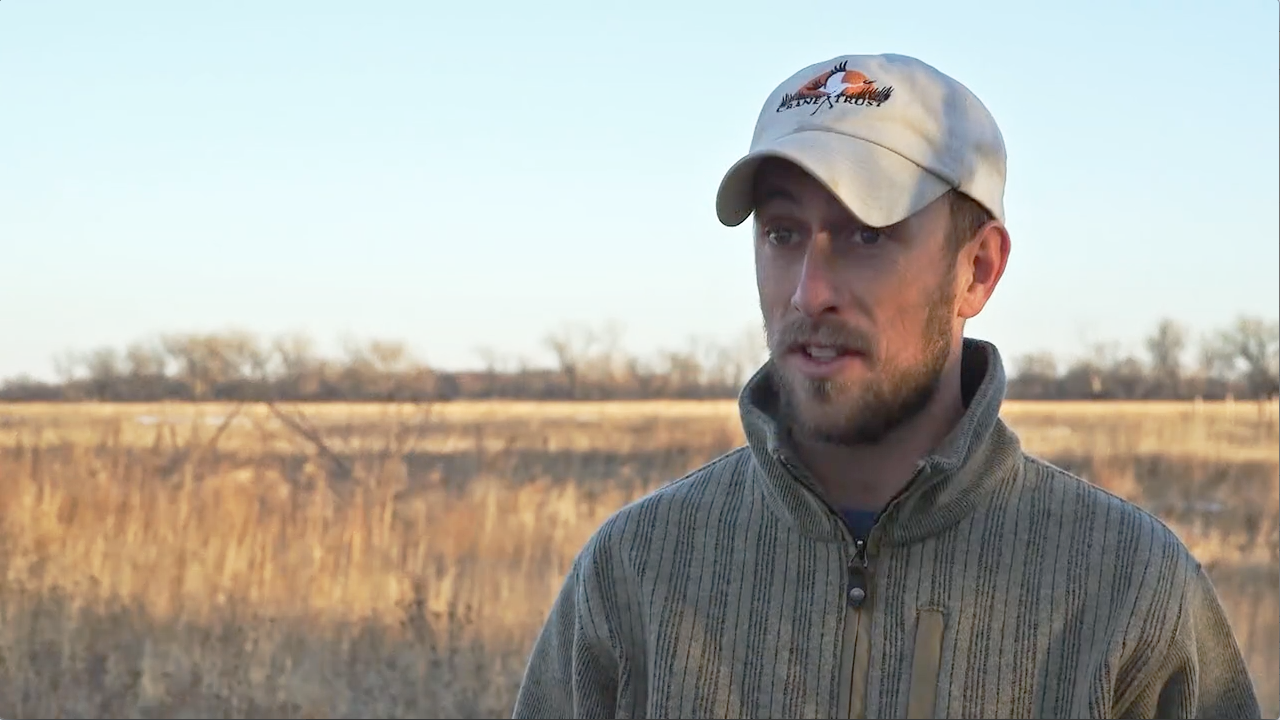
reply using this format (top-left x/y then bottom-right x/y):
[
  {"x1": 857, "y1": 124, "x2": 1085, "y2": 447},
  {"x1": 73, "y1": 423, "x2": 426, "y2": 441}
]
[{"x1": 0, "y1": 399, "x2": 1275, "y2": 718}]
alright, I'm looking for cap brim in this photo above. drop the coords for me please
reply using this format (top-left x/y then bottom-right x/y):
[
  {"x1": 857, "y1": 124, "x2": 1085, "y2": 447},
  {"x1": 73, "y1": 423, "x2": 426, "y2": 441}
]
[{"x1": 715, "y1": 130, "x2": 953, "y2": 228}]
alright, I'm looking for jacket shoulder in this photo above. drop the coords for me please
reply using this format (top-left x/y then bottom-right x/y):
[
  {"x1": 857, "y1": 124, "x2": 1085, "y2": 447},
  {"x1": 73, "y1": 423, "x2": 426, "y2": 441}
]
[
  {"x1": 1019, "y1": 453, "x2": 1199, "y2": 559},
  {"x1": 587, "y1": 445, "x2": 755, "y2": 544},
  {"x1": 568, "y1": 445, "x2": 757, "y2": 577}
]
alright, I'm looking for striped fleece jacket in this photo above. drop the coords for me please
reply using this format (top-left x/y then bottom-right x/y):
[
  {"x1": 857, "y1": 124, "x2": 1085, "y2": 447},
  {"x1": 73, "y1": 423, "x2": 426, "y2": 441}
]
[{"x1": 511, "y1": 339, "x2": 1261, "y2": 719}]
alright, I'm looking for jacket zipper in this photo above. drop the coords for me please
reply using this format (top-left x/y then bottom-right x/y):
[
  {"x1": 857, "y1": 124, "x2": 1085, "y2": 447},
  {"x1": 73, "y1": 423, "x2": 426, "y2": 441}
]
[
  {"x1": 844, "y1": 536, "x2": 871, "y2": 718},
  {"x1": 774, "y1": 449, "x2": 877, "y2": 719}
]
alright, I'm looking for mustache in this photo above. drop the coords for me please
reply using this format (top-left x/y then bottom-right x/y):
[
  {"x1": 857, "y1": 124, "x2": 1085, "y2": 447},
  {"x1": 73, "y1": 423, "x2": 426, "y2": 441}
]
[{"x1": 768, "y1": 317, "x2": 875, "y2": 356}]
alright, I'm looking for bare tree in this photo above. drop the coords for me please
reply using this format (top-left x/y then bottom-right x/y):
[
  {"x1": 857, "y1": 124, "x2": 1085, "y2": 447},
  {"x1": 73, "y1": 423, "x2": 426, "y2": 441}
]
[
  {"x1": 10, "y1": 314, "x2": 1279, "y2": 403},
  {"x1": 125, "y1": 341, "x2": 168, "y2": 378},
  {"x1": 659, "y1": 344, "x2": 705, "y2": 398},
  {"x1": 271, "y1": 332, "x2": 319, "y2": 397},
  {"x1": 84, "y1": 347, "x2": 123, "y2": 400},
  {"x1": 1145, "y1": 319, "x2": 1186, "y2": 398},
  {"x1": 1110, "y1": 355, "x2": 1147, "y2": 399},
  {"x1": 52, "y1": 349, "x2": 82, "y2": 385},
  {"x1": 160, "y1": 334, "x2": 203, "y2": 399},
  {"x1": 474, "y1": 345, "x2": 505, "y2": 397},
  {"x1": 733, "y1": 325, "x2": 770, "y2": 380},
  {"x1": 587, "y1": 320, "x2": 629, "y2": 390},
  {"x1": 366, "y1": 339, "x2": 417, "y2": 398},
  {"x1": 1011, "y1": 352, "x2": 1059, "y2": 399},
  {"x1": 1016, "y1": 352, "x2": 1058, "y2": 379},
  {"x1": 273, "y1": 332, "x2": 317, "y2": 377},
  {"x1": 544, "y1": 323, "x2": 596, "y2": 399},
  {"x1": 693, "y1": 331, "x2": 764, "y2": 396},
  {"x1": 368, "y1": 339, "x2": 414, "y2": 374},
  {"x1": 1210, "y1": 316, "x2": 1280, "y2": 398},
  {"x1": 218, "y1": 331, "x2": 269, "y2": 381}
]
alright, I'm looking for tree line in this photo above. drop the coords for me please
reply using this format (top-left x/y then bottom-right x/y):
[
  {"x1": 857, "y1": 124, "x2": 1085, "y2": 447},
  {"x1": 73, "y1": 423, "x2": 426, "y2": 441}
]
[{"x1": 1, "y1": 316, "x2": 1276, "y2": 403}]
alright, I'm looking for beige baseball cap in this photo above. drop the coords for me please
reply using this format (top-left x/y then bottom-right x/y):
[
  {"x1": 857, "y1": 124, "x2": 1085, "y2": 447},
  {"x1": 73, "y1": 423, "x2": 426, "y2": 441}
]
[{"x1": 715, "y1": 53, "x2": 1007, "y2": 229}]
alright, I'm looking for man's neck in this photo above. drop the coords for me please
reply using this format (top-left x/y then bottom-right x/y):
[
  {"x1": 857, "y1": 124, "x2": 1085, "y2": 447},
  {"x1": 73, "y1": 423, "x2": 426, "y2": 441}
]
[{"x1": 793, "y1": 354, "x2": 968, "y2": 512}]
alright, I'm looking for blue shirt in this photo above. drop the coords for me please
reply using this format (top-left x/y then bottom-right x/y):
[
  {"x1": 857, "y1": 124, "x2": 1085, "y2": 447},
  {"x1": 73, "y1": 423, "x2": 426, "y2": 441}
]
[{"x1": 839, "y1": 508, "x2": 879, "y2": 542}]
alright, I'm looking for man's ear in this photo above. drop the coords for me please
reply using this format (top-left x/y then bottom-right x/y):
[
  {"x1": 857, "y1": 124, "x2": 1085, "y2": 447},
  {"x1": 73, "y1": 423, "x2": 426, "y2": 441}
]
[{"x1": 956, "y1": 221, "x2": 1010, "y2": 320}]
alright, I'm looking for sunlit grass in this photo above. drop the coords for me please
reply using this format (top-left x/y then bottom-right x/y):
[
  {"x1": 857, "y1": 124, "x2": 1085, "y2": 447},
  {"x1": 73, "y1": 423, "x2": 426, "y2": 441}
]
[{"x1": 0, "y1": 399, "x2": 1274, "y2": 718}]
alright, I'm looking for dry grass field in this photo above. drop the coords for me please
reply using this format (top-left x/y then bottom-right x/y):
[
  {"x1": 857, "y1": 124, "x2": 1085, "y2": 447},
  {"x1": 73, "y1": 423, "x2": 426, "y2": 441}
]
[{"x1": 0, "y1": 398, "x2": 1275, "y2": 718}]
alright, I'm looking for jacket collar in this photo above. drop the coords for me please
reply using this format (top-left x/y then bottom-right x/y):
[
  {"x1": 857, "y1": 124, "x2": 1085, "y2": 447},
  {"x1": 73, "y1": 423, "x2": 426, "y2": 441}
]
[{"x1": 737, "y1": 337, "x2": 1023, "y2": 547}]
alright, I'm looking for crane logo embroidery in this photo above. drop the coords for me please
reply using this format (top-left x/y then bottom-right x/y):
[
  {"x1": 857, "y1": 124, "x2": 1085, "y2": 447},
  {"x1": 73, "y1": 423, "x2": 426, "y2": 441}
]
[{"x1": 776, "y1": 61, "x2": 894, "y2": 115}]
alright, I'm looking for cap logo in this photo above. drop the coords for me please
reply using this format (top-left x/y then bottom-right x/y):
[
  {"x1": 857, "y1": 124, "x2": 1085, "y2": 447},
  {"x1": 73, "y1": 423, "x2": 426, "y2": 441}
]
[{"x1": 775, "y1": 61, "x2": 894, "y2": 116}]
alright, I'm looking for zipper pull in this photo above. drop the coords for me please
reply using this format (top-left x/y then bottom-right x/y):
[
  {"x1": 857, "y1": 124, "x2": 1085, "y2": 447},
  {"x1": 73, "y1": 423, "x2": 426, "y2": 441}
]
[{"x1": 846, "y1": 538, "x2": 869, "y2": 608}]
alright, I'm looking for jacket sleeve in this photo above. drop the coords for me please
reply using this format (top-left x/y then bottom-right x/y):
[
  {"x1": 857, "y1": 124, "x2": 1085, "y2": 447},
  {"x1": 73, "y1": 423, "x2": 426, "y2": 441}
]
[
  {"x1": 1119, "y1": 561, "x2": 1262, "y2": 719},
  {"x1": 511, "y1": 548, "x2": 622, "y2": 719}
]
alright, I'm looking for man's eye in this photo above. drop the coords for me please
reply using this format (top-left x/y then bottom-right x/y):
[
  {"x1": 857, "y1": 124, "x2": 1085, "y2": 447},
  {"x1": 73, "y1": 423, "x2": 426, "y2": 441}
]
[
  {"x1": 850, "y1": 227, "x2": 887, "y2": 246},
  {"x1": 764, "y1": 226, "x2": 801, "y2": 246}
]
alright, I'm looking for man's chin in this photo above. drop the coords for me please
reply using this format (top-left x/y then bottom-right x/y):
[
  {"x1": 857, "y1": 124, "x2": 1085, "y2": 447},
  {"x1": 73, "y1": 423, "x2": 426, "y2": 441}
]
[
  {"x1": 783, "y1": 391, "x2": 859, "y2": 441},
  {"x1": 793, "y1": 404, "x2": 898, "y2": 447},
  {"x1": 779, "y1": 369, "x2": 863, "y2": 406}
]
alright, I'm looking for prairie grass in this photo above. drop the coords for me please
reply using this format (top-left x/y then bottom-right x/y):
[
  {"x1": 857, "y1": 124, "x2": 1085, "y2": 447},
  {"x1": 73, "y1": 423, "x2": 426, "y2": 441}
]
[{"x1": 0, "y1": 399, "x2": 1275, "y2": 718}]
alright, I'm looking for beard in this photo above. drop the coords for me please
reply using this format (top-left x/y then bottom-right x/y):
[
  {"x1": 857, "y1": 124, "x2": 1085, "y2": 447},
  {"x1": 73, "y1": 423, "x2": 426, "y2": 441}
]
[{"x1": 765, "y1": 279, "x2": 956, "y2": 446}]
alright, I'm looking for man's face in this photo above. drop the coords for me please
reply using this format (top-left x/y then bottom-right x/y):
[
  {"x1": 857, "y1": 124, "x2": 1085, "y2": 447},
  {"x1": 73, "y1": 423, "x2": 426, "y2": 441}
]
[{"x1": 753, "y1": 158, "x2": 962, "y2": 446}]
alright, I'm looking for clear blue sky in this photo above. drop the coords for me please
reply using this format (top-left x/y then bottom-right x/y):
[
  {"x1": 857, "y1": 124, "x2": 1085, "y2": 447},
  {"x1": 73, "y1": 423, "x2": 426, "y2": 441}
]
[{"x1": 2, "y1": 0, "x2": 1276, "y2": 380}]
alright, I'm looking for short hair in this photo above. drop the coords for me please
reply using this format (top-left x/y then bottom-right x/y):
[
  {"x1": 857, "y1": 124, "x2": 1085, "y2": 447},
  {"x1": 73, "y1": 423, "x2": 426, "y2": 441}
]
[{"x1": 945, "y1": 189, "x2": 995, "y2": 255}]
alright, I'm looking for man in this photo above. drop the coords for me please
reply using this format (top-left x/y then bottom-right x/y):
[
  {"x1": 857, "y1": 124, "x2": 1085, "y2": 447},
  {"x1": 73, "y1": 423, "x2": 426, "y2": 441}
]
[{"x1": 511, "y1": 53, "x2": 1261, "y2": 719}]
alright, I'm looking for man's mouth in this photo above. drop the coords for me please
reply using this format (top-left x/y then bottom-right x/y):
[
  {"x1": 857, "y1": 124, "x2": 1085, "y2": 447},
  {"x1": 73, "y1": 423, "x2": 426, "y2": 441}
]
[
  {"x1": 790, "y1": 343, "x2": 859, "y2": 361},
  {"x1": 784, "y1": 343, "x2": 862, "y2": 379}
]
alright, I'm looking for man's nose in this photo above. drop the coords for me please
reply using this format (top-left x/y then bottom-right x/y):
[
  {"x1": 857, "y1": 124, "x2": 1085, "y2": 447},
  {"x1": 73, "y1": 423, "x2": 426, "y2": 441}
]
[{"x1": 790, "y1": 241, "x2": 839, "y2": 317}]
